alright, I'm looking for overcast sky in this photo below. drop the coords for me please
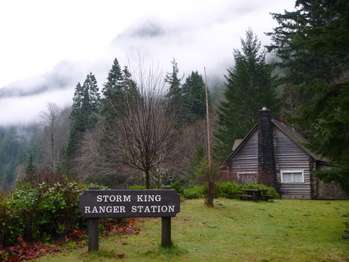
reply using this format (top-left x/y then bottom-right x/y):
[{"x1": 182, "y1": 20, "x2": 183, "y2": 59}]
[{"x1": 0, "y1": 0, "x2": 294, "y2": 125}]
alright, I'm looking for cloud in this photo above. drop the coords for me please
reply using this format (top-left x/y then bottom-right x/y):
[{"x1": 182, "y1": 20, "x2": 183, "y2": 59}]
[
  {"x1": 0, "y1": 61, "x2": 82, "y2": 98},
  {"x1": 0, "y1": 88, "x2": 74, "y2": 126},
  {"x1": 0, "y1": 0, "x2": 295, "y2": 126}
]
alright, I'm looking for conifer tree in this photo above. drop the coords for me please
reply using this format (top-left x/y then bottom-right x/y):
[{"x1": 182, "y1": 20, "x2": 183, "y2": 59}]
[
  {"x1": 165, "y1": 59, "x2": 183, "y2": 121},
  {"x1": 66, "y1": 74, "x2": 100, "y2": 163},
  {"x1": 182, "y1": 71, "x2": 206, "y2": 122},
  {"x1": 215, "y1": 30, "x2": 279, "y2": 160},
  {"x1": 101, "y1": 58, "x2": 124, "y2": 120},
  {"x1": 165, "y1": 59, "x2": 181, "y2": 101},
  {"x1": 122, "y1": 66, "x2": 138, "y2": 99},
  {"x1": 268, "y1": 0, "x2": 349, "y2": 191},
  {"x1": 81, "y1": 73, "x2": 100, "y2": 128}
]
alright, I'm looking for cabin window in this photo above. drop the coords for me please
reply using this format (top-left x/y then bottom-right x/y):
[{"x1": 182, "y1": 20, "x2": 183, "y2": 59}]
[
  {"x1": 280, "y1": 169, "x2": 304, "y2": 184},
  {"x1": 237, "y1": 172, "x2": 257, "y2": 184}
]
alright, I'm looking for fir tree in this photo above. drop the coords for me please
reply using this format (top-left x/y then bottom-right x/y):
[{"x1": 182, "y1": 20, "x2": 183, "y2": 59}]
[
  {"x1": 81, "y1": 73, "x2": 100, "y2": 128},
  {"x1": 66, "y1": 74, "x2": 100, "y2": 164},
  {"x1": 165, "y1": 59, "x2": 181, "y2": 101},
  {"x1": 102, "y1": 58, "x2": 123, "y2": 97},
  {"x1": 215, "y1": 30, "x2": 279, "y2": 160},
  {"x1": 165, "y1": 59, "x2": 183, "y2": 121},
  {"x1": 122, "y1": 66, "x2": 138, "y2": 99},
  {"x1": 182, "y1": 71, "x2": 206, "y2": 122},
  {"x1": 268, "y1": 0, "x2": 349, "y2": 191},
  {"x1": 267, "y1": 0, "x2": 349, "y2": 86},
  {"x1": 101, "y1": 58, "x2": 124, "y2": 119}
]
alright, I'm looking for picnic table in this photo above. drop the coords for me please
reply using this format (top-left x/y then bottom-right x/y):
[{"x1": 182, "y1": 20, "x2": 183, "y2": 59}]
[{"x1": 239, "y1": 188, "x2": 272, "y2": 201}]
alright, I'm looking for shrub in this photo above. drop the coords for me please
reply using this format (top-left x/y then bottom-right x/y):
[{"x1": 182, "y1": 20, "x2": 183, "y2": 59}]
[
  {"x1": 239, "y1": 183, "x2": 280, "y2": 199},
  {"x1": 6, "y1": 184, "x2": 39, "y2": 243},
  {"x1": 216, "y1": 182, "x2": 241, "y2": 199},
  {"x1": 1, "y1": 179, "x2": 85, "y2": 245},
  {"x1": 192, "y1": 182, "x2": 280, "y2": 200},
  {"x1": 170, "y1": 181, "x2": 185, "y2": 194},
  {"x1": 183, "y1": 185, "x2": 205, "y2": 199}
]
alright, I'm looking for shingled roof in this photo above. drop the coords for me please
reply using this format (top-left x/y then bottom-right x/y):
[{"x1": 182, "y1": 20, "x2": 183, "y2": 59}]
[{"x1": 225, "y1": 118, "x2": 328, "y2": 164}]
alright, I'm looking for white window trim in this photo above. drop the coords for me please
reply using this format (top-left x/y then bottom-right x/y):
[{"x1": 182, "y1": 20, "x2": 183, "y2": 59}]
[
  {"x1": 280, "y1": 169, "x2": 305, "y2": 184},
  {"x1": 237, "y1": 171, "x2": 257, "y2": 175}
]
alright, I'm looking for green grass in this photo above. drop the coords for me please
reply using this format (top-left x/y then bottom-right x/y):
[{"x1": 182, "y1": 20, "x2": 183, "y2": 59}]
[{"x1": 35, "y1": 199, "x2": 349, "y2": 262}]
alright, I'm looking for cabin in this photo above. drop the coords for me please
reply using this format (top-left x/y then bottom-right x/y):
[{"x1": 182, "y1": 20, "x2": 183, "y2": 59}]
[{"x1": 221, "y1": 107, "x2": 347, "y2": 199}]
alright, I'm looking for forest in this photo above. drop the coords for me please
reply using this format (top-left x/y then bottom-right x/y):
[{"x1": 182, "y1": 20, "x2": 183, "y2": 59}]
[{"x1": 1, "y1": 0, "x2": 348, "y2": 193}]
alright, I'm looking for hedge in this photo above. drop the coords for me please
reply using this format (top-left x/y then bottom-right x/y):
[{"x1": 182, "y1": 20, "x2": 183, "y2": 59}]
[{"x1": 182, "y1": 182, "x2": 279, "y2": 200}]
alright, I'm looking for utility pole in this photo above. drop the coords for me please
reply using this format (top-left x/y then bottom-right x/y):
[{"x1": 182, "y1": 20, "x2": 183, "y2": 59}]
[{"x1": 204, "y1": 67, "x2": 214, "y2": 207}]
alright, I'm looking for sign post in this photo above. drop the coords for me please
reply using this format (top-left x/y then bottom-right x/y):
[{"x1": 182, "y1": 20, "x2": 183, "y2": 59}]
[
  {"x1": 80, "y1": 189, "x2": 180, "y2": 251},
  {"x1": 161, "y1": 216, "x2": 171, "y2": 247},
  {"x1": 87, "y1": 218, "x2": 99, "y2": 251}
]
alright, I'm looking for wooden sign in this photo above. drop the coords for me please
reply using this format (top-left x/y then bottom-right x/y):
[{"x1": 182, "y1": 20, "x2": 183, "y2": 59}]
[
  {"x1": 80, "y1": 189, "x2": 180, "y2": 218},
  {"x1": 79, "y1": 189, "x2": 180, "y2": 251}
]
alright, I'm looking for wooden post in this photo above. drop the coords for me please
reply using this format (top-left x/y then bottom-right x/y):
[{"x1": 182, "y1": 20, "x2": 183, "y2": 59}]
[
  {"x1": 161, "y1": 216, "x2": 172, "y2": 247},
  {"x1": 204, "y1": 67, "x2": 214, "y2": 207},
  {"x1": 88, "y1": 218, "x2": 99, "y2": 252}
]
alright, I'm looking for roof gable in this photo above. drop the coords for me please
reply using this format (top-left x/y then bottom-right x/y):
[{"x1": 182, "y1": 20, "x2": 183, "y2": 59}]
[
  {"x1": 224, "y1": 125, "x2": 258, "y2": 163},
  {"x1": 271, "y1": 119, "x2": 326, "y2": 162},
  {"x1": 225, "y1": 119, "x2": 327, "y2": 164}
]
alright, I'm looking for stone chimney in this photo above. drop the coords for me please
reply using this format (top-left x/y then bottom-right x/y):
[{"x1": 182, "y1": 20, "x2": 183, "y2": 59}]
[{"x1": 258, "y1": 107, "x2": 276, "y2": 187}]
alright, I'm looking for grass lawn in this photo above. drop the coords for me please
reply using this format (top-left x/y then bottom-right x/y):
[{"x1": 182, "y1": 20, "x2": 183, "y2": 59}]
[{"x1": 35, "y1": 199, "x2": 349, "y2": 262}]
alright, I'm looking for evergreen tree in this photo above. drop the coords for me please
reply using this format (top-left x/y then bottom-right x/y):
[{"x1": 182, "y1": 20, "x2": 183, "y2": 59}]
[
  {"x1": 165, "y1": 59, "x2": 181, "y2": 94},
  {"x1": 101, "y1": 58, "x2": 125, "y2": 120},
  {"x1": 122, "y1": 66, "x2": 138, "y2": 100},
  {"x1": 215, "y1": 30, "x2": 279, "y2": 160},
  {"x1": 66, "y1": 74, "x2": 100, "y2": 163},
  {"x1": 165, "y1": 59, "x2": 183, "y2": 121},
  {"x1": 81, "y1": 73, "x2": 100, "y2": 128},
  {"x1": 182, "y1": 71, "x2": 206, "y2": 122},
  {"x1": 267, "y1": 0, "x2": 349, "y2": 86},
  {"x1": 165, "y1": 59, "x2": 181, "y2": 101},
  {"x1": 268, "y1": 0, "x2": 349, "y2": 191},
  {"x1": 97, "y1": 62, "x2": 139, "y2": 181}
]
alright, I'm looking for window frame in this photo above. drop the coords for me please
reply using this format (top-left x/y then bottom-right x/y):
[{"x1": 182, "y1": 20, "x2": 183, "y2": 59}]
[{"x1": 280, "y1": 169, "x2": 305, "y2": 184}]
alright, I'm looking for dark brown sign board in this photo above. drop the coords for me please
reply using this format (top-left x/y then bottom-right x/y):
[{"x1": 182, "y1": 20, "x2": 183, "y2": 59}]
[{"x1": 79, "y1": 189, "x2": 180, "y2": 251}]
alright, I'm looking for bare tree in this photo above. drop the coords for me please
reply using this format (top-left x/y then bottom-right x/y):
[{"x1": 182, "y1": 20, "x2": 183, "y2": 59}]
[
  {"x1": 40, "y1": 103, "x2": 60, "y2": 171},
  {"x1": 117, "y1": 67, "x2": 176, "y2": 189},
  {"x1": 39, "y1": 104, "x2": 71, "y2": 171}
]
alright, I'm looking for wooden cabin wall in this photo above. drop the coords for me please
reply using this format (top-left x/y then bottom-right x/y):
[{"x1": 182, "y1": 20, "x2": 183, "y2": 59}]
[
  {"x1": 230, "y1": 131, "x2": 259, "y2": 182},
  {"x1": 273, "y1": 128, "x2": 312, "y2": 199}
]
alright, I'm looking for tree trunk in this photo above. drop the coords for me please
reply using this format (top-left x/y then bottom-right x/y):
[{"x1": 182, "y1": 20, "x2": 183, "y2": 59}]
[
  {"x1": 145, "y1": 170, "x2": 150, "y2": 189},
  {"x1": 23, "y1": 213, "x2": 33, "y2": 242},
  {"x1": 206, "y1": 179, "x2": 214, "y2": 207}
]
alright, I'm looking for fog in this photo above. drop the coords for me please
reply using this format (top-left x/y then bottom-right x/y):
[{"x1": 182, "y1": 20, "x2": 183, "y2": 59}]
[{"x1": 0, "y1": 0, "x2": 294, "y2": 125}]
